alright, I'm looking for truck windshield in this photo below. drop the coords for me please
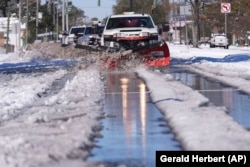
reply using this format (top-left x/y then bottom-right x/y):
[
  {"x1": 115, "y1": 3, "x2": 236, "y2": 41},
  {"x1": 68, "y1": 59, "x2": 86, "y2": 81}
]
[{"x1": 106, "y1": 16, "x2": 154, "y2": 29}]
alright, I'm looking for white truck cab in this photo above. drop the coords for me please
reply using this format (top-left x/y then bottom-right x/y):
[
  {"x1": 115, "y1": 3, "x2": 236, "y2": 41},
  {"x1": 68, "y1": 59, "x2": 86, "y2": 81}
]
[{"x1": 101, "y1": 12, "x2": 160, "y2": 50}]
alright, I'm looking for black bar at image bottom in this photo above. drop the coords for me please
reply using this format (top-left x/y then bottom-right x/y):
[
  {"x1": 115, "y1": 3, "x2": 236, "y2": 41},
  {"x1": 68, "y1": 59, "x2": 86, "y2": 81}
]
[{"x1": 156, "y1": 151, "x2": 250, "y2": 167}]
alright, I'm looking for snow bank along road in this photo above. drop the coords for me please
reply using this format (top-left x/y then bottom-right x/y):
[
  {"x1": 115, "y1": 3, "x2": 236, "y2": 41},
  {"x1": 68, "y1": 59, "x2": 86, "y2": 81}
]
[
  {"x1": 0, "y1": 64, "x2": 106, "y2": 167},
  {"x1": 137, "y1": 68, "x2": 250, "y2": 150}
]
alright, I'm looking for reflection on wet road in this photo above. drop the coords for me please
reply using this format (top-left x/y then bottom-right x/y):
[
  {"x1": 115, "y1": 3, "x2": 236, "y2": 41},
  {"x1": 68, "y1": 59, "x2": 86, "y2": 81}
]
[
  {"x1": 88, "y1": 72, "x2": 181, "y2": 166},
  {"x1": 170, "y1": 67, "x2": 250, "y2": 129}
]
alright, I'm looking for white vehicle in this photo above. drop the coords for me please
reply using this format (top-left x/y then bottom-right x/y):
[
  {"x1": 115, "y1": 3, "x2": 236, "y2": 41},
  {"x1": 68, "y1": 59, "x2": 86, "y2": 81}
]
[
  {"x1": 65, "y1": 26, "x2": 86, "y2": 45},
  {"x1": 76, "y1": 24, "x2": 104, "y2": 47},
  {"x1": 210, "y1": 34, "x2": 229, "y2": 49},
  {"x1": 101, "y1": 12, "x2": 160, "y2": 50}
]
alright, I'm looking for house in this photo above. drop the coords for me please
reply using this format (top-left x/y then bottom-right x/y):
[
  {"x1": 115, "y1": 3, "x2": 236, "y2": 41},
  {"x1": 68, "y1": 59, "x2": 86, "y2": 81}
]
[{"x1": 0, "y1": 15, "x2": 23, "y2": 53}]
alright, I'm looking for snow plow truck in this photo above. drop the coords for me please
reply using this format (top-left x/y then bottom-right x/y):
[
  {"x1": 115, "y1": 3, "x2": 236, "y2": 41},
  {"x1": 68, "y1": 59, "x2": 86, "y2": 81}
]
[{"x1": 70, "y1": 12, "x2": 170, "y2": 68}]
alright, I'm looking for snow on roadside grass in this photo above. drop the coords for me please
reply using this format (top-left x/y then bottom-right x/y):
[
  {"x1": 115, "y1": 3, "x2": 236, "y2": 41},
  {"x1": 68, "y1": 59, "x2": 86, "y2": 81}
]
[{"x1": 136, "y1": 68, "x2": 250, "y2": 150}]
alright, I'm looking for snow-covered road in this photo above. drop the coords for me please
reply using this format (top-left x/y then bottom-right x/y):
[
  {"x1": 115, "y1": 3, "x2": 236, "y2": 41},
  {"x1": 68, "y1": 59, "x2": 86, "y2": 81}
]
[{"x1": 0, "y1": 42, "x2": 250, "y2": 166}]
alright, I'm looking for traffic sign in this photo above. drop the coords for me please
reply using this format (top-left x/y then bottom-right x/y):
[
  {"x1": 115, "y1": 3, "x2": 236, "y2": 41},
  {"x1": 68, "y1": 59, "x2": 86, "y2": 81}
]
[{"x1": 221, "y1": 3, "x2": 231, "y2": 13}]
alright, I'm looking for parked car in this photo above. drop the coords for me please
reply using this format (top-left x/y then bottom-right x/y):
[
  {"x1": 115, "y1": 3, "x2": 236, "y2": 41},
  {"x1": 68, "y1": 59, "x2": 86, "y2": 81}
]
[{"x1": 210, "y1": 34, "x2": 229, "y2": 49}]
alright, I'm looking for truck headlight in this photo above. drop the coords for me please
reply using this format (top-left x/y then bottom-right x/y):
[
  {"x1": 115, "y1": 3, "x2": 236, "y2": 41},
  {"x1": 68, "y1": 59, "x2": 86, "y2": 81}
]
[
  {"x1": 103, "y1": 35, "x2": 112, "y2": 39},
  {"x1": 114, "y1": 33, "x2": 125, "y2": 38},
  {"x1": 140, "y1": 32, "x2": 149, "y2": 37}
]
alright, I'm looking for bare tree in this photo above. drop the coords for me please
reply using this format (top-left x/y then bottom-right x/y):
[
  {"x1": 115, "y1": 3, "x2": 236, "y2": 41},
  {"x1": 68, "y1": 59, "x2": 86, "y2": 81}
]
[{"x1": 184, "y1": 0, "x2": 202, "y2": 48}]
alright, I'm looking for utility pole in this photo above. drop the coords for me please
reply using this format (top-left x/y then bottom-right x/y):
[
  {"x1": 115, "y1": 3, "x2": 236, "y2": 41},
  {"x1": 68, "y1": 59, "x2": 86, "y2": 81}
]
[
  {"x1": 66, "y1": 0, "x2": 68, "y2": 31},
  {"x1": 179, "y1": 0, "x2": 181, "y2": 44},
  {"x1": 56, "y1": 0, "x2": 59, "y2": 41},
  {"x1": 18, "y1": 1, "x2": 21, "y2": 48},
  {"x1": 26, "y1": 0, "x2": 28, "y2": 45},
  {"x1": 36, "y1": 0, "x2": 39, "y2": 40},
  {"x1": 130, "y1": 0, "x2": 133, "y2": 11},
  {"x1": 6, "y1": 5, "x2": 10, "y2": 53},
  {"x1": 62, "y1": 0, "x2": 65, "y2": 32}
]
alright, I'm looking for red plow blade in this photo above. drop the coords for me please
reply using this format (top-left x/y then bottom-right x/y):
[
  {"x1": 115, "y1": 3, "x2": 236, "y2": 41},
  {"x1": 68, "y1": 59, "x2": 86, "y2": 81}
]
[
  {"x1": 100, "y1": 41, "x2": 170, "y2": 69},
  {"x1": 139, "y1": 41, "x2": 170, "y2": 67}
]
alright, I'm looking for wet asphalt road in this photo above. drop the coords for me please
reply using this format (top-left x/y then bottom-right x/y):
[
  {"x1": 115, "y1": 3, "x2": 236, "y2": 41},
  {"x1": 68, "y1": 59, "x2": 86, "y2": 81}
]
[{"x1": 88, "y1": 72, "x2": 181, "y2": 166}]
